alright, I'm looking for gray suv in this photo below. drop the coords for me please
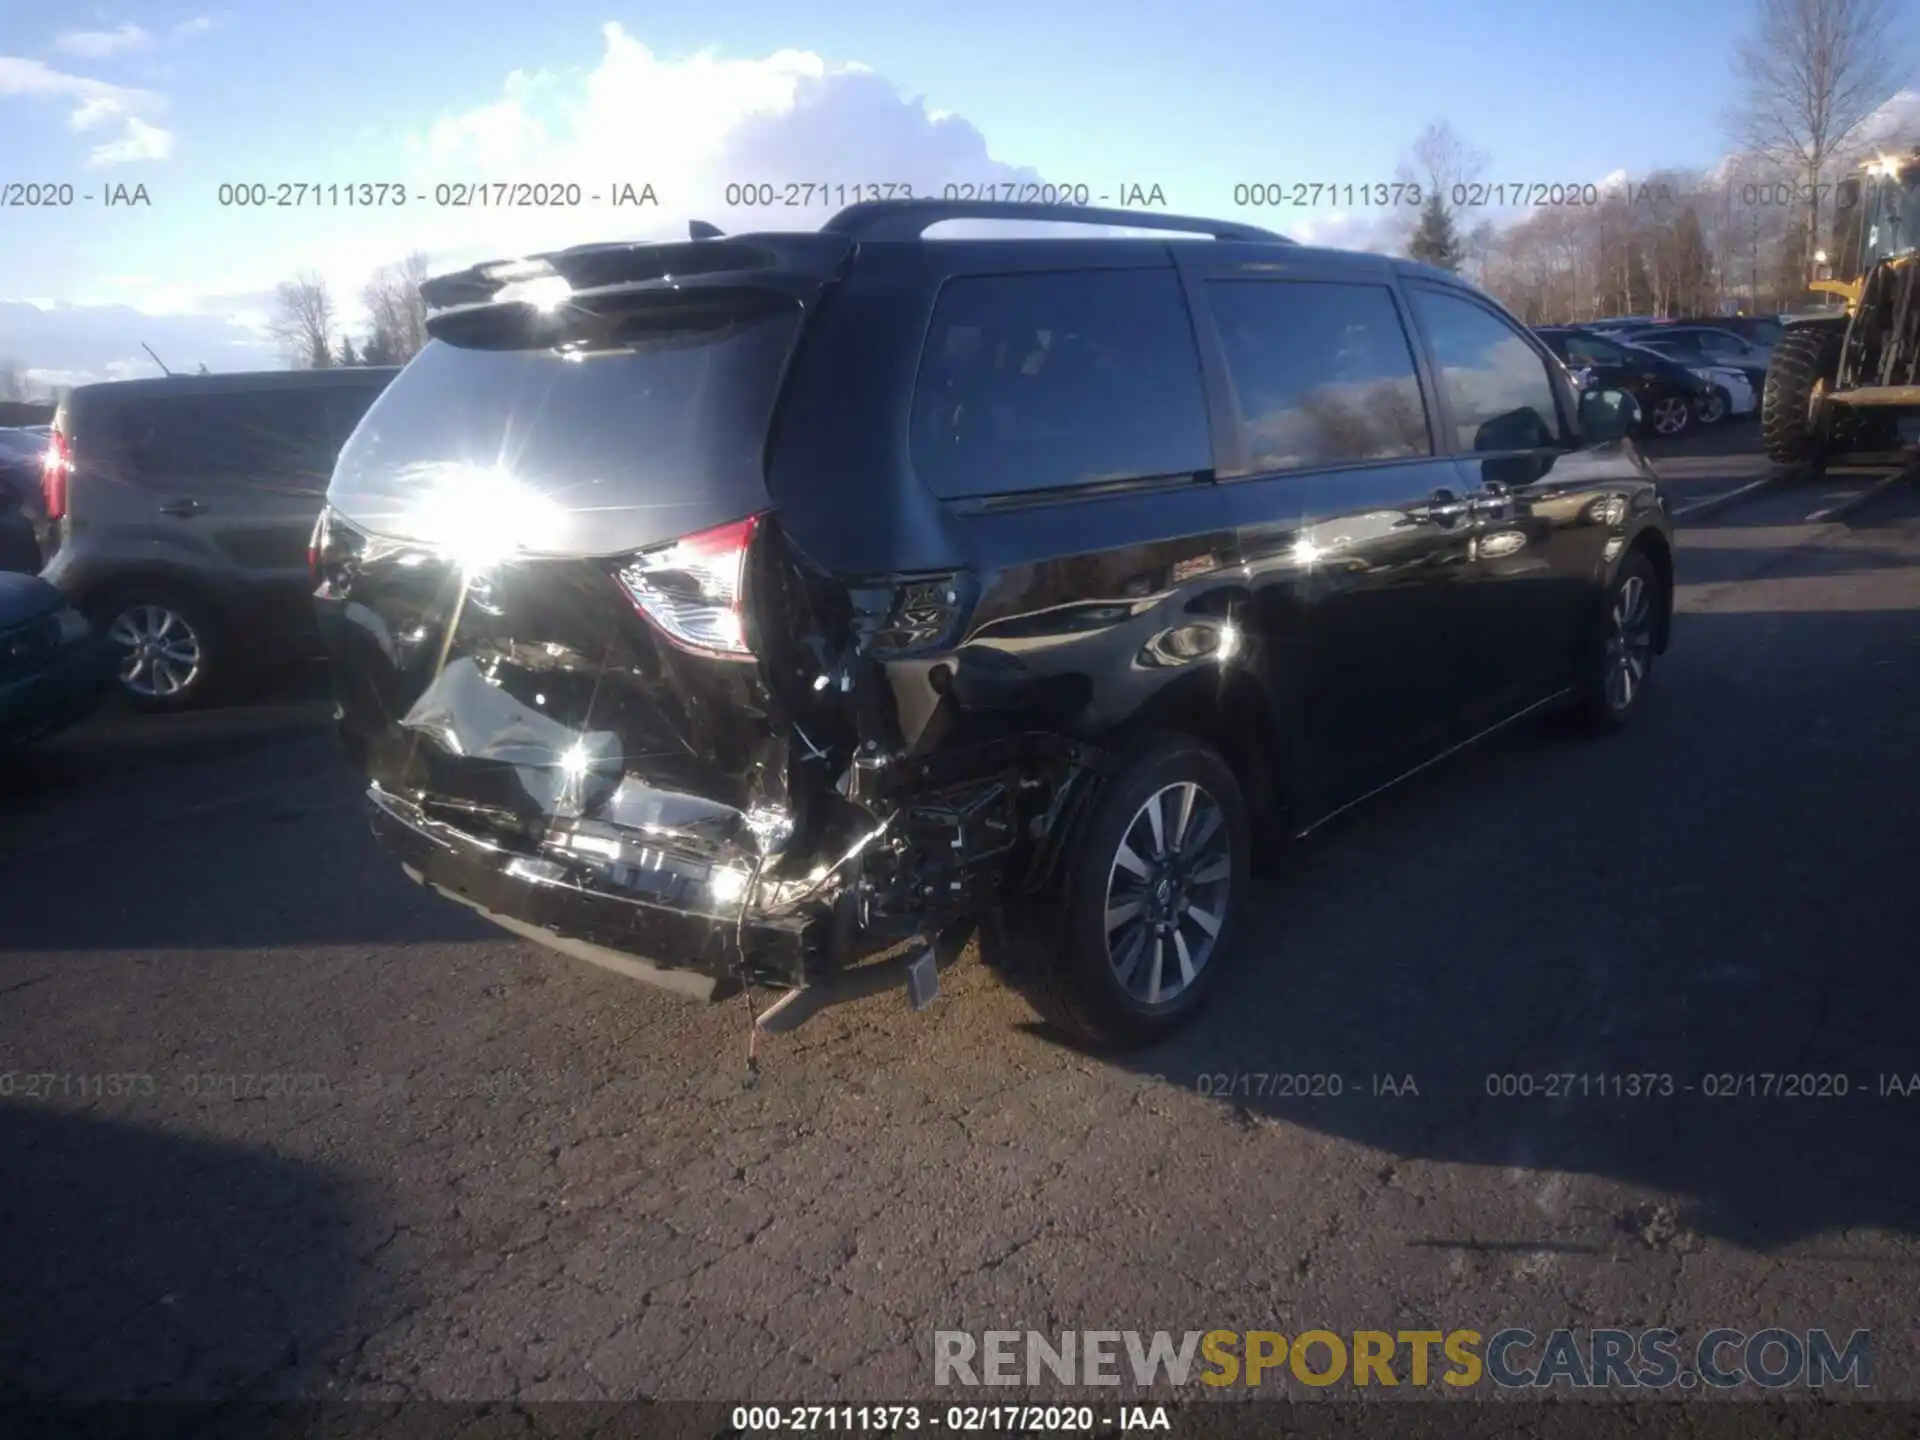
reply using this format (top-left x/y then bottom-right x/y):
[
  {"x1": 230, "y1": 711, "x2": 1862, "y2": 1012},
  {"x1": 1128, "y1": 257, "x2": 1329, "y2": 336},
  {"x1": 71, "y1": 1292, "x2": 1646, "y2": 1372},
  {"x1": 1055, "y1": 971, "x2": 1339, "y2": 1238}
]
[{"x1": 39, "y1": 368, "x2": 396, "y2": 709}]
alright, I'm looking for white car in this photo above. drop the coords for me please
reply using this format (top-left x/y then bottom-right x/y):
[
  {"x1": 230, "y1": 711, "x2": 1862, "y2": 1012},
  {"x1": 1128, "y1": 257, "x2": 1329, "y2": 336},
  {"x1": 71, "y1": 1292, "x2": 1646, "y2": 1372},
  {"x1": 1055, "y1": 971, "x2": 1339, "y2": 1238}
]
[{"x1": 1688, "y1": 365, "x2": 1755, "y2": 424}]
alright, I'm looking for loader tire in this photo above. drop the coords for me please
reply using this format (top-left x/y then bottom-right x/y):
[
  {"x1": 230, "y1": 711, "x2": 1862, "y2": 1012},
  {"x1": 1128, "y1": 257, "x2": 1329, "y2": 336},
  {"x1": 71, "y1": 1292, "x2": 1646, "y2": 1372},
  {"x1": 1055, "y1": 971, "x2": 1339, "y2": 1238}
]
[{"x1": 1761, "y1": 324, "x2": 1844, "y2": 464}]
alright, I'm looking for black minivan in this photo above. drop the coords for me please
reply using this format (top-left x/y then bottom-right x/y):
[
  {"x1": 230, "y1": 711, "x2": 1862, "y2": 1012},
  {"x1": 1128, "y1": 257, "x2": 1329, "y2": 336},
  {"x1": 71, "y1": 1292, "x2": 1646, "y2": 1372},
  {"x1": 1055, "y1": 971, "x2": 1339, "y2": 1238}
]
[
  {"x1": 41, "y1": 367, "x2": 397, "y2": 708},
  {"x1": 315, "y1": 201, "x2": 1673, "y2": 1047}
]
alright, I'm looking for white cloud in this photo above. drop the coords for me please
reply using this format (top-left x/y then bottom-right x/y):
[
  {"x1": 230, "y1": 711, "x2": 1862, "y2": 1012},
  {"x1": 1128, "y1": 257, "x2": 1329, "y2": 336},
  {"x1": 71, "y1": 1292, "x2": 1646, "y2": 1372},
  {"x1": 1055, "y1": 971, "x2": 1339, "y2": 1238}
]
[
  {"x1": 174, "y1": 16, "x2": 219, "y2": 39},
  {"x1": 85, "y1": 115, "x2": 173, "y2": 165},
  {"x1": 5, "y1": 26, "x2": 1168, "y2": 379},
  {"x1": 396, "y1": 24, "x2": 1095, "y2": 249},
  {"x1": 1, "y1": 298, "x2": 281, "y2": 386},
  {"x1": 0, "y1": 57, "x2": 173, "y2": 167},
  {"x1": 1286, "y1": 210, "x2": 1398, "y2": 252},
  {"x1": 53, "y1": 24, "x2": 154, "y2": 59},
  {"x1": 1857, "y1": 86, "x2": 1920, "y2": 150}
]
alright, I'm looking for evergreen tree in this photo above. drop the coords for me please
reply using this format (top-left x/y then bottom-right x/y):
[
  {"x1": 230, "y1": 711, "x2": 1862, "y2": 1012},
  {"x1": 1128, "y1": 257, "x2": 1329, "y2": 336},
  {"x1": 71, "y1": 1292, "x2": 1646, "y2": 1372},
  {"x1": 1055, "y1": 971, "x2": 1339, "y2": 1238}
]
[
  {"x1": 1408, "y1": 193, "x2": 1464, "y2": 271},
  {"x1": 336, "y1": 336, "x2": 360, "y2": 367}
]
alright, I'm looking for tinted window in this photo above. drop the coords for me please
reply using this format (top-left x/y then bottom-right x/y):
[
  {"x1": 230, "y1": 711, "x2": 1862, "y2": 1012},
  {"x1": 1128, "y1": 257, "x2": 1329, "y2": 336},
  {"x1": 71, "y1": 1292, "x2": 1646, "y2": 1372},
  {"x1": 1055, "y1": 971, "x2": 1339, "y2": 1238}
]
[
  {"x1": 1409, "y1": 289, "x2": 1564, "y2": 451},
  {"x1": 1560, "y1": 332, "x2": 1630, "y2": 367},
  {"x1": 1205, "y1": 280, "x2": 1429, "y2": 473},
  {"x1": 1644, "y1": 330, "x2": 1703, "y2": 352},
  {"x1": 910, "y1": 270, "x2": 1210, "y2": 499},
  {"x1": 118, "y1": 388, "x2": 345, "y2": 480},
  {"x1": 1691, "y1": 330, "x2": 1750, "y2": 357}
]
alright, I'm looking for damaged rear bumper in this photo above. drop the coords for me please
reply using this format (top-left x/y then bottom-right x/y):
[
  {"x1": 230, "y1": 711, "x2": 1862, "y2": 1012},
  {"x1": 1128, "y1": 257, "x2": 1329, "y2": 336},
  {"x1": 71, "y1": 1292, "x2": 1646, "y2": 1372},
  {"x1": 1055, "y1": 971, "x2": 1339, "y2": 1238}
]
[{"x1": 367, "y1": 784, "x2": 816, "y2": 1000}]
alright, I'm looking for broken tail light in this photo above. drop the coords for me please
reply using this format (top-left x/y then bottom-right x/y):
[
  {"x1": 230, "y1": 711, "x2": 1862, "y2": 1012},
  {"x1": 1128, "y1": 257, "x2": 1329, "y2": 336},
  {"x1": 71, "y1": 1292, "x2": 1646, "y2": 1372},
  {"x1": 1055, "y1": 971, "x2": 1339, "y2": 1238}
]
[
  {"x1": 614, "y1": 513, "x2": 763, "y2": 659},
  {"x1": 308, "y1": 506, "x2": 329, "y2": 585},
  {"x1": 41, "y1": 428, "x2": 70, "y2": 521}
]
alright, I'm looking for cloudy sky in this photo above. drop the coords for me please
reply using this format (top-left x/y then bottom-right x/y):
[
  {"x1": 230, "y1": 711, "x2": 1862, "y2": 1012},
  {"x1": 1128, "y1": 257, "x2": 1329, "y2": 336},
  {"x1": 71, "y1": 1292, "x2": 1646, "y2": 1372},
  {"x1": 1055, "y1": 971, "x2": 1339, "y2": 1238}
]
[{"x1": 1, "y1": 0, "x2": 1915, "y2": 388}]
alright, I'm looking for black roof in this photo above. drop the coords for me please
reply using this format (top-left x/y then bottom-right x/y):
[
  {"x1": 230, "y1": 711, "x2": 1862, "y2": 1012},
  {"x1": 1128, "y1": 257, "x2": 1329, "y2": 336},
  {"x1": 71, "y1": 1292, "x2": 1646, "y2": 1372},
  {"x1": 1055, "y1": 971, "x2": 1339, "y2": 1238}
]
[
  {"x1": 68, "y1": 367, "x2": 401, "y2": 401},
  {"x1": 418, "y1": 199, "x2": 1525, "y2": 348}
]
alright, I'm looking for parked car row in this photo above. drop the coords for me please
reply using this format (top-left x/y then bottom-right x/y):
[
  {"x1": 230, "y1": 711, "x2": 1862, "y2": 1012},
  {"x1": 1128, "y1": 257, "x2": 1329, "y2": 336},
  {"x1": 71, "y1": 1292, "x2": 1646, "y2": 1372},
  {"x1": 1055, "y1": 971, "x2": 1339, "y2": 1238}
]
[
  {"x1": 1534, "y1": 322, "x2": 1772, "y2": 439},
  {"x1": 1, "y1": 370, "x2": 395, "y2": 750},
  {"x1": 33, "y1": 368, "x2": 397, "y2": 712}
]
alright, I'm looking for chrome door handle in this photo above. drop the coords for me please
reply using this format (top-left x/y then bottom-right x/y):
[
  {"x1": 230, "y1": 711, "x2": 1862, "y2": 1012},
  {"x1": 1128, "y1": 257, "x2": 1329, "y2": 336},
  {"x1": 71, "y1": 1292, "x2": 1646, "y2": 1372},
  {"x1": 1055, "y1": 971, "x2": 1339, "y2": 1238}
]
[
  {"x1": 1471, "y1": 482, "x2": 1513, "y2": 515},
  {"x1": 159, "y1": 496, "x2": 206, "y2": 518},
  {"x1": 1423, "y1": 487, "x2": 1471, "y2": 525}
]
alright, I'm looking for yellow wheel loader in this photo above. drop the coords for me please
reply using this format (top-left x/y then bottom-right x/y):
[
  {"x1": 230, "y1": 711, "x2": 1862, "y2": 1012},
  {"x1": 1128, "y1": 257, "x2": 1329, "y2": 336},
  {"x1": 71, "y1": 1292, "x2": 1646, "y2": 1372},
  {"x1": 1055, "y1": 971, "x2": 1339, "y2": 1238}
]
[{"x1": 1762, "y1": 148, "x2": 1920, "y2": 464}]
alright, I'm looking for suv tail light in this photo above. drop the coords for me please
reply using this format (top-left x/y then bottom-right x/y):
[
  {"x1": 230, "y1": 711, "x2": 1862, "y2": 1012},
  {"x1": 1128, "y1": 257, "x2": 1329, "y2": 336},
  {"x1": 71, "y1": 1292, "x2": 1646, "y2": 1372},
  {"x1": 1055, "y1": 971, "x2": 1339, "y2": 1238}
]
[
  {"x1": 41, "y1": 428, "x2": 71, "y2": 521},
  {"x1": 613, "y1": 513, "x2": 762, "y2": 659}
]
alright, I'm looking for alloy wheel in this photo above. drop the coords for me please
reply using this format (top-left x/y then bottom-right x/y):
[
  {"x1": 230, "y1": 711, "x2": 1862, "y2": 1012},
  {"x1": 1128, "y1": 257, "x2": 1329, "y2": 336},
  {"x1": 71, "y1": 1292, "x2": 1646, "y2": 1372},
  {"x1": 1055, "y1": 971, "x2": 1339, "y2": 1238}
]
[
  {"x1": 1103, "y1": 781, "x2": 1233, "y2": 1006},
  {"x1": 108, "y1": 604, "x2": 203, "y2": 698},
  {"x1": 1698, "y1": 390, "x2": 1727, "y2": 424},
  {"x1": 1603, "y1": 573, "x2": 1654, "y2": 713},
  {"x1": 1650, "y1": 397, "x2": 1691, "y2": 436}
]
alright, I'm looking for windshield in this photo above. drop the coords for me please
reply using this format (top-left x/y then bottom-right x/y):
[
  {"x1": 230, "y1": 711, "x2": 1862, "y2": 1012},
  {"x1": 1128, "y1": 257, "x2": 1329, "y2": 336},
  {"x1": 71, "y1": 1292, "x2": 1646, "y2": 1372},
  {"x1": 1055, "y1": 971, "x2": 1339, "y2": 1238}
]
[{"x1": 1860, "y1": 169, "x2": 1920, "y2": 264}]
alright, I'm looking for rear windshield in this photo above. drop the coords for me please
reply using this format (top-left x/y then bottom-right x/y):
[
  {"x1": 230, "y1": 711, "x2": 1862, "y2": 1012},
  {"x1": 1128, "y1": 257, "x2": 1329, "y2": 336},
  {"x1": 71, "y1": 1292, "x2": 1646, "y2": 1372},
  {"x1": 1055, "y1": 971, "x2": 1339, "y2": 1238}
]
[{"x1": 327, "y1": 302, "x2": 802, "y2": 558}]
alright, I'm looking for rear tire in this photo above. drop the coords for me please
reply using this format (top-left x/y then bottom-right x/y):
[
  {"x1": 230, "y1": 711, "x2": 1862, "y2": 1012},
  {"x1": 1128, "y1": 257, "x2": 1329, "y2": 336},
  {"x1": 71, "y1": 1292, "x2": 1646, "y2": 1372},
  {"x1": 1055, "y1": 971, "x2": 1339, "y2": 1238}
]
[
  {"x1": 1030, "y1": 735, "x2": 1250, "y2": 1050},
  {"x1": 92, "y1": 585, "x2": 226, "y2": 713},
  {"x1": 1761, "y1": 324, "x2": 1844, "y2": 463}
]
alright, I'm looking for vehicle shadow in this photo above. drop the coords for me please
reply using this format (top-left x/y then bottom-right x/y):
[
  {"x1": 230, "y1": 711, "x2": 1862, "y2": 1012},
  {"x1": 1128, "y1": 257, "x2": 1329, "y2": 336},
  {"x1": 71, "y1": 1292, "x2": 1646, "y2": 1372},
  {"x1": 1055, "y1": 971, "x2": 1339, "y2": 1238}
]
[
  {"x1": 996, "y1": 601, "x2": 1920, "y2": 1251},
  {"x1": 0, "y1": 1101, "x2": 380, "y2": 1398}
]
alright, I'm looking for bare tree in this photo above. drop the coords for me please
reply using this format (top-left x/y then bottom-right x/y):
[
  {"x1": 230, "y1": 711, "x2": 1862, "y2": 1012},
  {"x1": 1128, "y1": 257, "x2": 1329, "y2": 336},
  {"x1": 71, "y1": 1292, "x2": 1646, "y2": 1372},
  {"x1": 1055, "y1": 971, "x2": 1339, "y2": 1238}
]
[
  {"x1": 1459, "y1": 219, "x2": 1499, "y2": 287},
  {"x1": 1409, "y1": 119, "x2": 1490, "y2": 213},
  {"x1": 362, "y1": 251, "x2": 432, "y2": 366},
  {"x1": 1730, "y1": 0, "x2": 1906, "y2": 278},
  {"x1": 1389, "y1": 119, "x2": 1490, "y2": 253},
  {"x1": 271, "y1": 272, "x2": 336, "y2": 369},
  {"x1": 0, "y1": 358, "x2": 31, "y2": 402}
]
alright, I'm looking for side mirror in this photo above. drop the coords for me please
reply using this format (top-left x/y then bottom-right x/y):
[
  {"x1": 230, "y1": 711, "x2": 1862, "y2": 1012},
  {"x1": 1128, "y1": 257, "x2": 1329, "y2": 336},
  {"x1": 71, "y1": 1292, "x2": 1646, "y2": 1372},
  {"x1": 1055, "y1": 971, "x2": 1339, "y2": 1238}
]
[
  {"x1": 1580, "y1": 387, "x2": 1639, "y2": 443},
  {"x1": 1835, "y1": 178, "x2": 1861, "y2": 212}
]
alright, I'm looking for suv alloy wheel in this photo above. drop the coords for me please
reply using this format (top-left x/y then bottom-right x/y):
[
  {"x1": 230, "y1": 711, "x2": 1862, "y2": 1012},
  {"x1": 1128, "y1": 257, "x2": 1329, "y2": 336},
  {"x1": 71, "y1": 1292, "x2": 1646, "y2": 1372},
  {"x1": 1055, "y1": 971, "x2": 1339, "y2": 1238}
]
[{"x1": 1036, "y1": 736, "x2": 1251, "y2": 1048}]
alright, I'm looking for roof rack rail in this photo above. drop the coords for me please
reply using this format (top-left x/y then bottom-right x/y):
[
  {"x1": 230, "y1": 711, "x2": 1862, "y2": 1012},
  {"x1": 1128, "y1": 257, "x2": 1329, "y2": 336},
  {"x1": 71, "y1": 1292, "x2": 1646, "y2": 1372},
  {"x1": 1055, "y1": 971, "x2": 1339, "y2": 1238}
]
[{"x1": 819, "y1": 198, "x2": 1290, "y2": 243}]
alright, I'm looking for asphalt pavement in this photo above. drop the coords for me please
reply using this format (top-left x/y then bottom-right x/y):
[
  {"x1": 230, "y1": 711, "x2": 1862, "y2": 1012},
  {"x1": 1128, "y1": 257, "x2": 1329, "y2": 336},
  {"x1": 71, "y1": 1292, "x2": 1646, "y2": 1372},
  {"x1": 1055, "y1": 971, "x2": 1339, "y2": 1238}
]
[{"x1": 3, "y1": 428, "x2": 1918, "y2": 1411}]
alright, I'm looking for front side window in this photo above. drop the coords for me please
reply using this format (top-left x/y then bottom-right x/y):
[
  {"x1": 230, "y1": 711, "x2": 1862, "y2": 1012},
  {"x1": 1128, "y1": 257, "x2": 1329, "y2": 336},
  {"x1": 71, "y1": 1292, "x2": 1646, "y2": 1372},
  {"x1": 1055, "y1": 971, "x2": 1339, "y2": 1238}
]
[
  {"x1": 1409, "y1": 289, "x2": 1565, "y2": 452},
  {"x1": 909, "y1": 269, "x2": 1211, "y2": 499},
  {"x1": 1563, "y1": 333, "x2": 1629, "y2": 367},
  {"x1": 1205, "y1": 279, "x2": 1430, "y2": 474}
]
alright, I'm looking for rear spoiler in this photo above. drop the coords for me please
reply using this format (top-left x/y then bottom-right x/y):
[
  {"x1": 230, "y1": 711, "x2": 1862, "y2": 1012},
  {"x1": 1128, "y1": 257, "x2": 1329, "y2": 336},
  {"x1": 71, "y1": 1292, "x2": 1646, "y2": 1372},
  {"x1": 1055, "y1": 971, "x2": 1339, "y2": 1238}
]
[{"x1": 419, "y1": 233, "x2": 856, "y2": 317}]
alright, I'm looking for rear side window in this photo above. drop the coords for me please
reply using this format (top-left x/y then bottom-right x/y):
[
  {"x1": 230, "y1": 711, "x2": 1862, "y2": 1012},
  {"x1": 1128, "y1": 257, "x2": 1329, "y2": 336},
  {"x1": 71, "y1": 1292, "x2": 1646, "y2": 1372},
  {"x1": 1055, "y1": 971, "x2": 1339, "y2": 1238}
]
[
  {"x1": 1205, "y1": 280, "x2": 1430, "y2": 474},
  {"x1": 117, "y1": 389, "x2": 342, "y2": 480},
  {"x1": 909, "y1": 270, "x2": 1210, "y2": 500},
  {"x1": 1408, "y1": 289, "x2": 1565, "y2": 452}
]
